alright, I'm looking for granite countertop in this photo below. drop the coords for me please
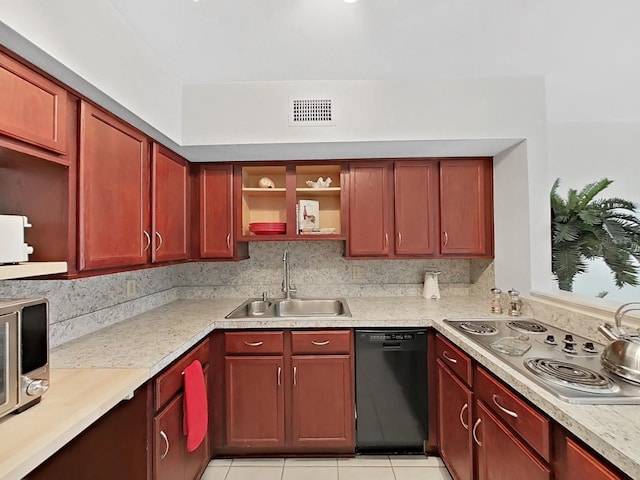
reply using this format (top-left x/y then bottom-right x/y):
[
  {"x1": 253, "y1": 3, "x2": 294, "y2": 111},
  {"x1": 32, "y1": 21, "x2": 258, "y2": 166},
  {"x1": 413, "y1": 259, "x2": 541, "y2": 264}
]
[{"x1": 3, "y1": 296, "x2": 639, "y2": 479}]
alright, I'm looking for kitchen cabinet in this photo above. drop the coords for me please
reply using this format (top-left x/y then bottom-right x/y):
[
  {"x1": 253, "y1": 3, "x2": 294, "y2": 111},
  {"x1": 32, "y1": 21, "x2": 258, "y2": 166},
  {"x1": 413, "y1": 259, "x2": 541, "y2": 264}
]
[
  {"x1": 439, "y1": 159, "x2": 493, "y2": 257},
  {"x1": 0, "y1": 49, "x2": 68, "y2": 156},
  {"x1": 151, "y1": 143, "x2": 189, "y2": 262},
  {"x1": 215, "y1": 329, "x2": 354, "y2": 455},
  {"x1": 348, "y1": 158, "x2": 491, "y2": 258},
  {"x1": 199, "y1": 164, "x2": 235, "y2": 258},
  {"x1": 436, "y1": 334, "x2": 474, "y2": 480},
  {"x1": 153, "y1": 338, "x2": 210, "y2": 480},
  {"x1": 78, "y1": 101, "x2": 150, "y2": 271},
  {"x1": 554, "y1": 430, "x2": 628, "y2": 480},
  {"x1": 235, "y1": 163, "x2": 346, "y2": 241}
]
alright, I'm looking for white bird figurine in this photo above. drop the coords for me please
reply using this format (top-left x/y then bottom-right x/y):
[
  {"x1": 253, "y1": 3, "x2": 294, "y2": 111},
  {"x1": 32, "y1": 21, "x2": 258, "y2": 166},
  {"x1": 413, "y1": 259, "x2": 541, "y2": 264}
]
[{"x1": 306, "y1": 177, "x2": 333, "y2": 188}]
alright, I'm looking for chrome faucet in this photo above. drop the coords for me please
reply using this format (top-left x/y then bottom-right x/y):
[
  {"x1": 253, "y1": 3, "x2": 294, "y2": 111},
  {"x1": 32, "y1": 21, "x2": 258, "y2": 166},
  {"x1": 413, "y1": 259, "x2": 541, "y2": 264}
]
[{"x1": 282, "y1": 249, "x2": 297, "y2": 299}]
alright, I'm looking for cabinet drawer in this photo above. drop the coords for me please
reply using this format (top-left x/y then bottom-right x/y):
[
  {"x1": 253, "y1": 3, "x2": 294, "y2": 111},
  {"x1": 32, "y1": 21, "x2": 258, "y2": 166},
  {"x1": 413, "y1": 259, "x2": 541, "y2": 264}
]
[
  {"x1": 436, "y1": 334, "x2": 473, "y2": 386},
  {"x1": 475, "y1": 367, "x2": 551, "y2": 461},
  {"x1": 225, "y1": 331, "x2": 284, "y2": 355},
  {"x1": 154, "y1": 338, "x2": 210, "y2": 411},
  {"x1": 291, "y1": 330, "x2": 352, "y2": 354}
]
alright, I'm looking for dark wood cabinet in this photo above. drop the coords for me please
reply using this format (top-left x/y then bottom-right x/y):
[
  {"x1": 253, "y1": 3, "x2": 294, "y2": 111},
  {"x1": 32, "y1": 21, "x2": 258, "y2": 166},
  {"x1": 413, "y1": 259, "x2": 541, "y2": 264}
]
[
  {"x1": 224, "y1": 356, "x2": 286, "y2": 448},
  {"x1": 475, "y1": 401, "x2": 551, "y2": 480},
  {"x1": 0, "y1": 49, "x2": 68, "y2": 155},
  {"x1": 291, "y1": 355, "x2": 353, "y2": 448},
  {"x1": 437, "y1": 360, "x2": 473, "y2": 480},
  {"x1": 439, "y1": 158, "x2": 493, "y2": 257},
  {"x1": 154, "y1": 394, "x2": 186, "y2": 480},
  {"x1": 554, "y1": 430, "x2": 628, "y2": 480},
  {"x1": 216, "y1": 329, "x2": 354, "y2": 455},
  {"x1": 348, "y1": 158, "x2": 491, "y2": 258},
  {"x1": 78, "y1": 101, "x2": 150, "y2": 271},
  {"x1": 151, "y1": 143, "x2": 189, "y2": 262},
  {"x1": 200, "y1": 164, "x2": 234, "y2": 258}
]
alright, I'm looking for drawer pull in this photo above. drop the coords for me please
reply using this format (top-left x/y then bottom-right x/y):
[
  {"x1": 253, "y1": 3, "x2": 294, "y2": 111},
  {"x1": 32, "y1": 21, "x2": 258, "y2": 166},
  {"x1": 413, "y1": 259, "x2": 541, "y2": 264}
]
[
  {"x1": 472, "y1": 418, "x2": 482, "y2": 446},
  {"x1": 443, "y1": 231, "x2": 449, "y2": 246},
  {"x1": 159, "y1": 430, "x2": 170, "y2": 459},
  {"x1": 492, "y1": 394, "x2": 518, "y2": 418},
  {"x1": 311, "y1": 340, "x2": 331, "y2": 346},
  {"x1": 143, "y1": 230, "x2": 151, "y2": 251},
  {"x1": 155, "y1": 231, "x2": 163, "y2": 251},
  {"x1": 459, "y1": 403, "x2": 469, "y2": 430},
  {"x1": 398, "y1": 232, "x2": 402, "y2": 246},
  {"x1": 226, "y1": 233, "x2": 231, "y2": 249},
  {"x1": 277, "y1": 366, "x2": 281, "y2": 385},
  {"x1": 442, "y1": 351, "x2": 458, "y2": 364},
  {"x1": 244, "y1": 341, "x2": 264, "y2": 347},
  {"x1": 293, "y1": 366, "x2": 298, "y2": 385}
]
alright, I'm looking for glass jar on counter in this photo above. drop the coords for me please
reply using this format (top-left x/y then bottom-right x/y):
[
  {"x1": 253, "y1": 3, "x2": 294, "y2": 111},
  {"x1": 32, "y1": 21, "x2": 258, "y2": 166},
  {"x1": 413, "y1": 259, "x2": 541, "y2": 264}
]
[
  {"x1": 508, "y1": 289, "x2": 522, "y2": 317},
  {"x1": 490, "y1": 288, "x2": 503, "y2": 314}
]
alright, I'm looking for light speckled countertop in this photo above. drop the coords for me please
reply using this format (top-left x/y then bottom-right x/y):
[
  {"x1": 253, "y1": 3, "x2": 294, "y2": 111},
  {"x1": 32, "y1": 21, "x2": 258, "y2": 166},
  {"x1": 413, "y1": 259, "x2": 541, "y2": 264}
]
[{"x1": 29, "y1": 297, "x2": 640, "y2": 478}]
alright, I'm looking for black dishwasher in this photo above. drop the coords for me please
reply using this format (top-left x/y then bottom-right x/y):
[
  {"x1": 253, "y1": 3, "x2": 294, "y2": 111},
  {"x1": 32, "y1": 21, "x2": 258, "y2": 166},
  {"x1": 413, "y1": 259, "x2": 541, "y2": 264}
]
[{"x1": 354, "y1": 328, "x2": 428, "y2": 454}]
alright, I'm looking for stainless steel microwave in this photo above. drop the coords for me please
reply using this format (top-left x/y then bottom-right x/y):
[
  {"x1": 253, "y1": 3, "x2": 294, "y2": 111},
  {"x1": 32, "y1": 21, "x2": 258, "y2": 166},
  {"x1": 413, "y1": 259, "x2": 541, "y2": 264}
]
[{"x1": 0, "y1": 298, "x2": 49, "y2": 420}]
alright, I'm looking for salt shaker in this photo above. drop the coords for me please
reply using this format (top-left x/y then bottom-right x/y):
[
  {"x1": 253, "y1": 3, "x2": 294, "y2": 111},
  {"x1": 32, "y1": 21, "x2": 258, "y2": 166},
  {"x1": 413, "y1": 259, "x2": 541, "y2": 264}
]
[
  {"x1": 491, "y1": 288, "x2": 503, "y2": 314},
  {"x1": 508, "y1": 288, "x2": 522, "y2": 316}
]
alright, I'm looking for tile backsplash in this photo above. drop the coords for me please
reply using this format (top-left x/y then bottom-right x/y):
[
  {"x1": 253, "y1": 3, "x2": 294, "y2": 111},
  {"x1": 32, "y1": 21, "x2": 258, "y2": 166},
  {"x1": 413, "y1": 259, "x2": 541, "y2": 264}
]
[{"x1": 0, "y1": 241, "x2": 494, "y2": 346}]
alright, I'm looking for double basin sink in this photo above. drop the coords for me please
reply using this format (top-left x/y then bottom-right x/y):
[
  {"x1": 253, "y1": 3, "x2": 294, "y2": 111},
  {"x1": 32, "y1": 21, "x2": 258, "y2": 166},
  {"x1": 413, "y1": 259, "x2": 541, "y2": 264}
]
[{"x1": 226, "y1": 297, "x2": 352, "y2": 319}]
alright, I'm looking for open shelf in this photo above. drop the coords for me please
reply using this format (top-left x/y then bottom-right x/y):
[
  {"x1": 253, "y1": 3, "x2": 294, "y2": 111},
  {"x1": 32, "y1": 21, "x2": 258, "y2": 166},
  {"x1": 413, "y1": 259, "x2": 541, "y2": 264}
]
[{"x1": 0, "y1": 262, "x2": 68, "y2": 280}]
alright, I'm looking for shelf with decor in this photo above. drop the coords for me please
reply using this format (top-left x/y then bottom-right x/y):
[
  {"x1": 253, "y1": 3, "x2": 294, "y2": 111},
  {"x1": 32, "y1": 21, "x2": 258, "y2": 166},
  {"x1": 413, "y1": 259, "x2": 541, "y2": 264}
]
[{"x1": 235, "y1": 163, "x2": 346, "y2": 241}]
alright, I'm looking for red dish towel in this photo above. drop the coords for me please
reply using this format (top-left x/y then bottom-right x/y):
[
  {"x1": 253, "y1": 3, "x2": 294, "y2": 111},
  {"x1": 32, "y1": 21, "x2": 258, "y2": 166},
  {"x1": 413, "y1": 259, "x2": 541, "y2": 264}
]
[{"x1": 182, "y1": 360, "x2": 208, "y2": 452}]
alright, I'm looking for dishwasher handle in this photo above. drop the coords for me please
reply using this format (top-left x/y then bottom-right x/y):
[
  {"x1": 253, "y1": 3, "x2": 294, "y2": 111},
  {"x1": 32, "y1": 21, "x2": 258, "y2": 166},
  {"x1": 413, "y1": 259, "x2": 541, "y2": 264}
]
[{"x1": 382, "y1": 342, "x2": 402, "y2": 348}]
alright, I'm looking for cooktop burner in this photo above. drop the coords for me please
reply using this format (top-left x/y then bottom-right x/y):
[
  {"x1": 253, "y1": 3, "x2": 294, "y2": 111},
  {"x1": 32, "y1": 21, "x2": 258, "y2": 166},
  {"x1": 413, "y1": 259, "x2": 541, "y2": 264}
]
[
  {"x1": 508, "y1": 320, "x2": 548, "y2": 334},
  {"x1": 524, "y1": 358, "x2": 618, "y2": 394},
  {"x1": 458, "y1": 321, "x2": 498, "y2": 335}
]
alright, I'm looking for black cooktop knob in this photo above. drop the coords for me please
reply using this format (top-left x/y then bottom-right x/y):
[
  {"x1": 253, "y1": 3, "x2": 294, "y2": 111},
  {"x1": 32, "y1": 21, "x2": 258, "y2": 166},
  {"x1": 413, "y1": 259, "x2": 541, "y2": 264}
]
[
  {"x1": 564, "y1": 334, "x2": 576, "y2": 344},
  {"x1": 583, "y1": 342, "x2": 597, "y2": 353},
  {"x1": 545, "y1": 335, "x2": 557, "y2": 345},
  {"x1": 562, "y1": 342, "x2": 576, "y2": 354}
]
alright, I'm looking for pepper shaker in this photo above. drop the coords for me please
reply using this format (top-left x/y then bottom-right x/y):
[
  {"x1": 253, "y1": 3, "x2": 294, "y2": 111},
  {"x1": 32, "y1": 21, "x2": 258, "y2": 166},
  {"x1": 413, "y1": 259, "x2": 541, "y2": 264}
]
[
  {"x1": 491, "y1": 288, "x2": 503, "y2": 314},
  {"x1": 508, "y1": 288, "x2": 522, "y2": 317}
]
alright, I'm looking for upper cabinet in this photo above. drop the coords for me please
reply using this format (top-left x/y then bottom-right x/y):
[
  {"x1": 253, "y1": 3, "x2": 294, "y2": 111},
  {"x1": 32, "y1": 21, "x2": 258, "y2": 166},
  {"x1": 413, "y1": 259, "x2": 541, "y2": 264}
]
[
  {"x1": 199, "y1": 164, "x2": 235, "y2": 259},
  {"x1": 151, "y1": 144, "x2": 189, "y2": 263},
  {"x1": 235, "y1": 163, "x2": 346, "y2": 241},
  {"x1": 0, "y1": 50, "x2": 68, "y2": 156},
  {"x1": 439, "y1": 159, "x2": 493, "y2": 257},
  {"x1": 347, "y1": 158, "x2": 493, "y2": 259},
  {"x1": 78, "y1": 101, "x2": 150, "y2": 271}
]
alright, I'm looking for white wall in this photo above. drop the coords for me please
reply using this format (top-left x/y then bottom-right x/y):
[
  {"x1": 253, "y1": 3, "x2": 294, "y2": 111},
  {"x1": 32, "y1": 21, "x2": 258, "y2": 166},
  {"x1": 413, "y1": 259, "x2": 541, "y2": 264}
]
[
  {"x1": 0, "y1": 0, "x2": 183, "y2": 141},
  {"x1": 547, "y1": 121, "x2": 640, "y2": 302}
]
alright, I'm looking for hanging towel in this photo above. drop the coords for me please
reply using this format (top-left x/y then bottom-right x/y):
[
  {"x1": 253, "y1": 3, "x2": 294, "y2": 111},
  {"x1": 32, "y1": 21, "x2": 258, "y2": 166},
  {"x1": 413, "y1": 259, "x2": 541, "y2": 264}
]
[{"x1": 182, "y1": 360, "x2": 208, "y2": 452}]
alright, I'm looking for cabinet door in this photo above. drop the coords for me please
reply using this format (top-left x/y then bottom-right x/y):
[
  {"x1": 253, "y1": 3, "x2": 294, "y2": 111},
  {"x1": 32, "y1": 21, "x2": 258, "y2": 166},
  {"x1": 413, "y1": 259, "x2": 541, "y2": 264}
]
[
  {"x1": 291, "y1": 355, "x2": 354, "y2": 449},
  {"x1": 183, "y1": 366, "x2": 211, "y2": 480},
  {"x1": 225, "y1": 356, "x2": 285, "y2": 448},
  {"x1": 200, "y1": 164, "x2": 233, "y2": 258},
  {"x1": 561, "y1": 436, "x2": 624, "y2": 480},
  {"x1": 0, "y1": 51, "x2": 67, "y2": 154},
  {"x1": 439, "y1": 159, "x2": 493, "y2": 257},
  {"x1": 154, "y1": 394, "x2": 186, "y2": 480},
  {"x1": 437, "y1": 361, "x2": 473, "y2": 480},
  {"x1": 348, "y1": 162, "x2": 391, "y2": 256},
  {"x1": 79, "y1": 101, "x2": 150, "y2": 270},
  {"x1": 152, "y1": 144, "x2": 188, "y2": 262},
  {"x1": 475, "y1": 401, "x2": 551, "y2": 480},
  {"x1": 394, "y1": 161, "x2": 439, "y2": 256}
]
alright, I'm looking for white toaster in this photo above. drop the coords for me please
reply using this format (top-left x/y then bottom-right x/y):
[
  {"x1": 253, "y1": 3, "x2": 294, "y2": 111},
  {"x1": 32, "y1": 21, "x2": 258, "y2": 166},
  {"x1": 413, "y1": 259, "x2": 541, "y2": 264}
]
[{"x1": 0, "y1": 215, "x2": 35, "y2": 264}]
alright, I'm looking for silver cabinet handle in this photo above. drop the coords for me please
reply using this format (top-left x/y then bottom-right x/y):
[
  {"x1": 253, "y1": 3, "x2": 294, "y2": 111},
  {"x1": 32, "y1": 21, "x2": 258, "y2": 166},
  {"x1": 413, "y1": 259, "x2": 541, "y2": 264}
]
[
  {"x1": 311, "y1": 340, "x2": 330, "y2": 346},
  {"x1": 277, "y1": 366, "x2": 281, "y2": 385},
  {"x1": 443, "y1": 231, "x2": 449, "y2": 246},
  {"x1": 226, "y1": 233, "x2": 231, "y2": 249},
  {"x1": 385, "y1": 233, "x2": 389, "y2": 248},
  {"x1": 159, "y1": 430, "x2": 169, "y2": 459},
  {"x1": 143, "y1": 231, "x2": 151, "y2": 251},
  {"x1": 459, "y1": 403, "x2": 469, "y2": 430},
  {"x1": 472, "y1": 418, "x2": 482, "y2": 446},
  {"x1": 293, "y1": 366, "x2": 297, "y2": 385},
  {"x1": 398, "y1": 232, "x2": 402, "y2": 246},
  {"x1": 244, "y1": 341, "x2": 264, "y2": 347},
  {"x1": 492, "y1": 394, "x2": 518, "y2": 418},
  {"x1": 155, "y1": 231, "x2": 163, "y2": 251},
  {"x1": 442, "y1": 351, "x2": 458, "y2": 364}
]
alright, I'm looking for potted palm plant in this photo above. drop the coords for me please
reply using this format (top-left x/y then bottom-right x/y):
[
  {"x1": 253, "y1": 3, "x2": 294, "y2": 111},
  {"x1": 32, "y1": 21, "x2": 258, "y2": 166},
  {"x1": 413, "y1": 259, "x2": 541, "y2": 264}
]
[{"x1": 550, "y1": 178, "x2": 640, "y2": 292}]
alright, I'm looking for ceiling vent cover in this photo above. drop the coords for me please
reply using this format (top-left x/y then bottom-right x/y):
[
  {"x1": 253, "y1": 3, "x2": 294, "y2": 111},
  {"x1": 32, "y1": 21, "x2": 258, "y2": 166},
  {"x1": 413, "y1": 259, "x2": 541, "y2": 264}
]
[{"x1": 289, "y1": 98, "x2": 335, "y2": 126}]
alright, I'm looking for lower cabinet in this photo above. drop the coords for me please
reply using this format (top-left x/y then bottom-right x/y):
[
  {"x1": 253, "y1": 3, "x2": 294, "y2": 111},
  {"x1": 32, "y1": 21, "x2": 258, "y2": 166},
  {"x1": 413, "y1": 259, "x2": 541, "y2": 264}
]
[
  {"x1": 214, "y1": 329, "x2": 355, "y2": 455},
  {"x1": 554, "y1": 430, "x2": 628, "y2": 480}
]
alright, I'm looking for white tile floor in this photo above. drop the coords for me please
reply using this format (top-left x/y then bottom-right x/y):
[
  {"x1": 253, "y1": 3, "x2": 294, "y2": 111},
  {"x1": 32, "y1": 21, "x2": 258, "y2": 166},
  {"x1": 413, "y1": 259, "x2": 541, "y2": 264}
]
[{"x1": 201, "y1": 456, "x2": 453, "y2": 480}]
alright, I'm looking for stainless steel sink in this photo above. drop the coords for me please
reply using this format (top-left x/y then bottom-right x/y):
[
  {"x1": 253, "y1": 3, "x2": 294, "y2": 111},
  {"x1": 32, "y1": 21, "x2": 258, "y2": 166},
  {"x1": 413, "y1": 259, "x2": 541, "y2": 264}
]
[{"x1": 226, "y1": 297, "x2": 351, "y2": 319}]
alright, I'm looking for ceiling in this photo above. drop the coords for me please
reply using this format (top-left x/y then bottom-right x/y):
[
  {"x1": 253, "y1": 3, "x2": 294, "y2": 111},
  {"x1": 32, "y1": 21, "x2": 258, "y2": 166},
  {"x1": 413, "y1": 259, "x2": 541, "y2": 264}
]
[{"x1": 105, "y1": 0, "x2": 640, "y2": 122}]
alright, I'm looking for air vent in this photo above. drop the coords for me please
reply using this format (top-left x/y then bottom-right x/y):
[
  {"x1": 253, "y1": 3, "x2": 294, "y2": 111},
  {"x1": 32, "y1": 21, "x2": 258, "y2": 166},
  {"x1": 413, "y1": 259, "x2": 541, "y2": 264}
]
[{"x1": 289, "y1": 98, "x2": 335, "y2": 126}]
